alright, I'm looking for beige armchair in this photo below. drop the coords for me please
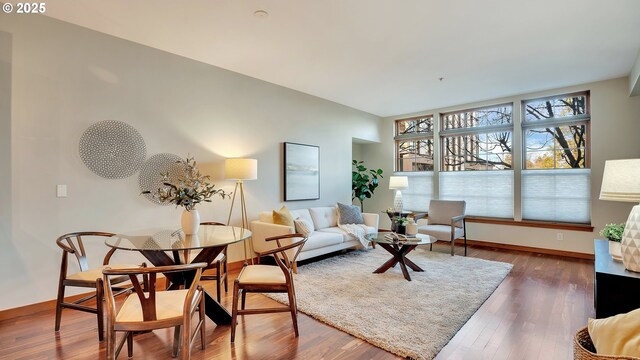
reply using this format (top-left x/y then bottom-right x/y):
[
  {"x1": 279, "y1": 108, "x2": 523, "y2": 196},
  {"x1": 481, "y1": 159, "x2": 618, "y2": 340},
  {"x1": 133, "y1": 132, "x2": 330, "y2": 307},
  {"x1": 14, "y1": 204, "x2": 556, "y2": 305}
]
[{"x1": 414, "y1": 200, "x2": 467, "y2": 256}]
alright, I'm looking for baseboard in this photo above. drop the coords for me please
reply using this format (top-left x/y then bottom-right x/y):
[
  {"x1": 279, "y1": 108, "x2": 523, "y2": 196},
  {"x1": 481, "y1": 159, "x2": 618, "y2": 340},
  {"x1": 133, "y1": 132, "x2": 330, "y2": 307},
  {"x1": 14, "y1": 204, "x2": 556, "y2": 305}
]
[
  {"x1": 0, "y1": 258, "x2": 255, "y2": 321},
  {"x1": 461, "y1": 238, "x2": 594, "y2": 260}
]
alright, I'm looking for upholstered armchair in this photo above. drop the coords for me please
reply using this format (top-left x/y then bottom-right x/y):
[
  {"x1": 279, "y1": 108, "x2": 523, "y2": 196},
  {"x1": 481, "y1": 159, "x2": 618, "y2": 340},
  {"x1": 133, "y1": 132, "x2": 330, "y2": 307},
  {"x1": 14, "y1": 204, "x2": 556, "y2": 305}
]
[{"x1": 414, "y1": 200, "x2": 467, "y2": 256}]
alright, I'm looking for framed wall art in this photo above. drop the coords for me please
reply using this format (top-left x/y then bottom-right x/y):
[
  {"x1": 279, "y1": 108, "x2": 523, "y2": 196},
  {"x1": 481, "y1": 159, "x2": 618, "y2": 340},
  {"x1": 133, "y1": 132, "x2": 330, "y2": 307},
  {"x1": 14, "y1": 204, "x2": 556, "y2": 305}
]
[{"x1": 284, "y1": 142, "x2": 320, "y2": 201}]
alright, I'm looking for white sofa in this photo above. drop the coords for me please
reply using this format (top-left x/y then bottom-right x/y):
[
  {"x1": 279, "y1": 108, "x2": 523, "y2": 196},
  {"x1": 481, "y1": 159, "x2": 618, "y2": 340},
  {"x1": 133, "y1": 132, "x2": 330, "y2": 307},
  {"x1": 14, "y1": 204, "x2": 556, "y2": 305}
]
[{"x1": 251, "y1": 206, "x2": 379, "y2": 263}]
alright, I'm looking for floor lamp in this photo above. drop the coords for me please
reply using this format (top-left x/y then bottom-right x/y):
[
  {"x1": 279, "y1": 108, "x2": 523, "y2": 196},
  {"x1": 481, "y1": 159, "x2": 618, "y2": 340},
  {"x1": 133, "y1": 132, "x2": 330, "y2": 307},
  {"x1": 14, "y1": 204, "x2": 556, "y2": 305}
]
[{"x1": 225, "y1": 158, "x2": 258, "y2": 265}]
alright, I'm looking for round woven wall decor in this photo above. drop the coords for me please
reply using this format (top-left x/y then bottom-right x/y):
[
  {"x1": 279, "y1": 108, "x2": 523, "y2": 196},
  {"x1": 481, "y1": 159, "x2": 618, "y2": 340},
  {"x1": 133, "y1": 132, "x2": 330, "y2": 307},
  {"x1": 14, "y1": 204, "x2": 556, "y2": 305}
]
[
  {"x1": 139, "y1": 153, "x2": 185, "y2": 205},
  {"x1": 79, "y1": 120, "x2": 147, "y2": 179}
]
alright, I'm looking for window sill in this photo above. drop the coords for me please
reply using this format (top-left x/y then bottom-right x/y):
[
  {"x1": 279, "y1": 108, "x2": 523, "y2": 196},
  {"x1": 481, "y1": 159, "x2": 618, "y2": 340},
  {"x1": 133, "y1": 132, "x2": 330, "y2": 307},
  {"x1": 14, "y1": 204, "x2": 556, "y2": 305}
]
[{"x1": 466, "y1": 216, "x2": 593, "y2": 232}]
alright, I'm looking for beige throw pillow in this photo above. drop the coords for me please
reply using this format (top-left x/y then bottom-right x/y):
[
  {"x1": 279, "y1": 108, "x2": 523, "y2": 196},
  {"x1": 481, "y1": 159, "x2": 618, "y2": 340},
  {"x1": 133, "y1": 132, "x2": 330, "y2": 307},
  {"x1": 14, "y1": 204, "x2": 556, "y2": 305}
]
[
  {"x1": 588, "y1": 308, "x2": 640, "y2": 357},
  {"x1": 294, "y1": 218, "x2": 314, "y2": 237},
  {"x1": 273, "y1": 206, "x2": 295, "y2": 227}
]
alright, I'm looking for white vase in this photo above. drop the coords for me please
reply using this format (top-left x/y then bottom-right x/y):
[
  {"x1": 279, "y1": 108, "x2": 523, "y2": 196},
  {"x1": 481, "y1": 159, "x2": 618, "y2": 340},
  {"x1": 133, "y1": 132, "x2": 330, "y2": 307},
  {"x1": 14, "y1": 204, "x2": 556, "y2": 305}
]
[
  {"x1": 609, "y1": 240, "x2": 623, "y2": 262},
  {"x1": 621, "y1": 204, "x2": 640, "y2": 272},
  {"x1": 181, "y1": 209, "x2": 200, "y2": 235}
]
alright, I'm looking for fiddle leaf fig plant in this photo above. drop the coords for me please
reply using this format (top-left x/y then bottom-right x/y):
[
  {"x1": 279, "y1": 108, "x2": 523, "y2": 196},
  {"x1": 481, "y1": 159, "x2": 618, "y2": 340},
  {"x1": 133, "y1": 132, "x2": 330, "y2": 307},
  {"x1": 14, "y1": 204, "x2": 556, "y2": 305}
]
[{"x1": 352, "y1": 160, "x2": 384, "y2": 212}]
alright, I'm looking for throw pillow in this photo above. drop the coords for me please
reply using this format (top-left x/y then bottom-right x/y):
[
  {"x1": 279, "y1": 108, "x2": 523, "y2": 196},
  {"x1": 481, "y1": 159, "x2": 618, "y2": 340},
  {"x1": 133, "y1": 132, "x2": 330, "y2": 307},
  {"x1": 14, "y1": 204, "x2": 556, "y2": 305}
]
[
  {"x1": 294, "y1": 218, "x2": 314, "y2": 237},
  {"x1": 588, "y1": 308, "x2": 640, "y2": 357},
  {"x1": 337, "y1": 202, "x2": 364, "y2": 225},
  {"x1": 273, "y1": 206, "x2": 295, "y2": 227}
]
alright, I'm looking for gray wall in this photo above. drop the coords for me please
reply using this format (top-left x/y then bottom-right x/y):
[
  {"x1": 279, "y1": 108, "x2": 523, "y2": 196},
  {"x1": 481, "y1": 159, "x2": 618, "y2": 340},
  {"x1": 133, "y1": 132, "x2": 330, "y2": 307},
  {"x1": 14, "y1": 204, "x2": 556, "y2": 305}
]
[
  {"x1": 0, "y1": 31, "x2": 12, "y2": 297},
  {"x1": 0, "y1": 13, "x2": 381, "y2": 309}
]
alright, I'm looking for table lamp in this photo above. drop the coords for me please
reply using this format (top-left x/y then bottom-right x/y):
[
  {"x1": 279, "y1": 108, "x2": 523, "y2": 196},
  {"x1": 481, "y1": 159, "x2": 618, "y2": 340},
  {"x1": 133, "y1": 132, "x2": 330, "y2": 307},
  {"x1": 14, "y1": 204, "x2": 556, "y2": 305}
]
[
  {"x1": 225, "y1": 158, "x2": 258, "y2": 265},
  {"x1": 599, "y1": 159, "x2": 640, "y2": 272},
  {"x1": 389, "y1": 176, "x2": 409, "y2": 213}
]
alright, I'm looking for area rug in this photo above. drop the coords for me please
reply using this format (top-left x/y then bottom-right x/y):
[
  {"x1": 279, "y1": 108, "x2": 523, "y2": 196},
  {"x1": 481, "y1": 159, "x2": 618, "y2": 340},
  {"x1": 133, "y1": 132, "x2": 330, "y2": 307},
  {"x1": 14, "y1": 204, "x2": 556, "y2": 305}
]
[{"x1": 266, "y1": 247, "x2": 512, "y2": 360}]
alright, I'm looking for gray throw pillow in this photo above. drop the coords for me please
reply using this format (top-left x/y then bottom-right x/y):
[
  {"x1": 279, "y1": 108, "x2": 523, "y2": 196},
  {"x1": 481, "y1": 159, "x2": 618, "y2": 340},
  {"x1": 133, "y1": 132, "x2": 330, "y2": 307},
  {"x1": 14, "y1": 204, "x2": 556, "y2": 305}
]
[{"x1": 337, "y1": 202, "x2": 365, "y2": 225}]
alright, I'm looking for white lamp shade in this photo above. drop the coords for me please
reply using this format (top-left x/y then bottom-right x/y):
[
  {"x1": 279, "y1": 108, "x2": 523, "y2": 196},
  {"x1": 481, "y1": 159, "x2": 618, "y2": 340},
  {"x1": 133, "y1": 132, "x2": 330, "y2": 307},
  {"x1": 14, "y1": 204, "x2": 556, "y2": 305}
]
[
  {"x1": 225, "y1": 158, "x2": 258, "y2": 180},
  {"x1": 599, "y1": 159, "x2": 640, "y2": 202},
  {"x1": 389, "y1": 176, "x2": 409, "y2": 190}
]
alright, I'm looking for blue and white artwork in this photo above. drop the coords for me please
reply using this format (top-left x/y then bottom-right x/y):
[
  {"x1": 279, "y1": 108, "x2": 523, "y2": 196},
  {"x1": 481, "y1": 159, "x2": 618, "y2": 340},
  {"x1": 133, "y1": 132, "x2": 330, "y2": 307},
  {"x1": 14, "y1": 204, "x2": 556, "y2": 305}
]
[{"x1": 284, "y1": 142, "x2": 320, "y2": 201}]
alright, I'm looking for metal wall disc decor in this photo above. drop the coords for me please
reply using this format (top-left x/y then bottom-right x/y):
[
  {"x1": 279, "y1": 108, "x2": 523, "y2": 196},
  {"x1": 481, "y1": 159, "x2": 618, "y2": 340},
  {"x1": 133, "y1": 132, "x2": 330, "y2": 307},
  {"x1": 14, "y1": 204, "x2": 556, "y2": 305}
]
[
  {"x1": 139, "y1": 153, "x2": 185, "y2": 205},
  {"x1": 79, "y1": 120, "x2": 147, "y2": 179}
]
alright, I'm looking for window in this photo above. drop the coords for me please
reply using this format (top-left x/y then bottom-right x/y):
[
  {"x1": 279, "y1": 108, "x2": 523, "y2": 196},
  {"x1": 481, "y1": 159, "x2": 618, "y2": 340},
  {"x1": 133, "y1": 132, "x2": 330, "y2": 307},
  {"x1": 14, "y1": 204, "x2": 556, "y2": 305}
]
[
  {"x1": 394, "y1": 116, "x2": 434, "y2": 172},
  {"x1": 439, "y1": 105, "x2": 514, "y2": 218},
  {"x1": 521, "y1": 92, "x2": 591, "y2": 223}
]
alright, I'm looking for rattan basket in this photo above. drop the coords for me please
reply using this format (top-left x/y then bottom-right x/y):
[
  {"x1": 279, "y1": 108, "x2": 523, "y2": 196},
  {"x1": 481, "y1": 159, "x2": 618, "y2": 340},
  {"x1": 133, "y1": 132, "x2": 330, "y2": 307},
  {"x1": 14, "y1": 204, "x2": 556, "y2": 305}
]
[{"x1": 574, "y1": 326, "x2": 640, "y2": 360}]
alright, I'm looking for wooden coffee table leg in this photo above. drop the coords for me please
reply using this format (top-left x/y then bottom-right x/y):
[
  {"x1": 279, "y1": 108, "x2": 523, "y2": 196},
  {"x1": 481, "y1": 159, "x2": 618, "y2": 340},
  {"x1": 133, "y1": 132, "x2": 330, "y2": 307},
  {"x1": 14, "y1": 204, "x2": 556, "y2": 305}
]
[
  {"x1": 374, "y1": 243, "x2": 424, "y2": 281},
  {"x1": 401, "y1": 245, "x2": 424, "y2": 272}
]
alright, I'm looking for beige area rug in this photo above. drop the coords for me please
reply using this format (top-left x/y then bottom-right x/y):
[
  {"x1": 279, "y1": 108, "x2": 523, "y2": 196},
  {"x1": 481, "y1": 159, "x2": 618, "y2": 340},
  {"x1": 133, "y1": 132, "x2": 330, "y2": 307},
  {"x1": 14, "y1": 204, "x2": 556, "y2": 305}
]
[{"x1": 266, "y1": 247, "x2": 512, "y2": 360}]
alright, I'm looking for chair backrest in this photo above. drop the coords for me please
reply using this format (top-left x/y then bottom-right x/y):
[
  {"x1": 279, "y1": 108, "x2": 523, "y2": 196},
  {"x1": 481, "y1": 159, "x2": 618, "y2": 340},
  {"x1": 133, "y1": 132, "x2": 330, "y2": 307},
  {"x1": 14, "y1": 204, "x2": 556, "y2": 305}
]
[
  {"x1": 263, "y1": 234, "x2": 307, "y2": 281},
  {"x1": 102, "y1": 263, "x2": 207, "y2": 322},
  {"x1": 55, "y1": 232, "x2": 116, "y2": 273},
  {"x1": 428, "y1": 200, "x2": 466, "y2": 226}
]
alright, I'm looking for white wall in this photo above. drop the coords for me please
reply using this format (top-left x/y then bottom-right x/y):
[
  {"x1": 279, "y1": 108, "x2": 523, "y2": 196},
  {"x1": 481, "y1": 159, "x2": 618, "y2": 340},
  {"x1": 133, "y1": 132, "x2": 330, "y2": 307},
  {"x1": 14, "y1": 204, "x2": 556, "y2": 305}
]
[
  {"x1": 364, "y1": 77, "x2": 640, "y2": 254},
  {"x1": 0, "y1": 13, "x2": 381, "y2": 309}
]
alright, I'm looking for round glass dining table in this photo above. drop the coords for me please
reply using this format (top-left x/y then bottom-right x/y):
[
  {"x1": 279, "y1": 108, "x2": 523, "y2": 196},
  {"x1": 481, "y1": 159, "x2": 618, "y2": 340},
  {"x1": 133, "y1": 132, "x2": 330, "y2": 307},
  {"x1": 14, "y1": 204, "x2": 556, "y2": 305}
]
[{"x1": 105, "y1": 226, "x2": 251, "y2": 325}]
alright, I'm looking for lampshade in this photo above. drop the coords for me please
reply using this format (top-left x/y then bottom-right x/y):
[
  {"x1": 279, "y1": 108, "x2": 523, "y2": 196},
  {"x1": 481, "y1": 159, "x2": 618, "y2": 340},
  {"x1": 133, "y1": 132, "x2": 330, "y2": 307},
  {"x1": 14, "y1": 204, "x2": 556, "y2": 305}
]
[
  {"x1": 599, "y1": 159, "x2": 640, "y2": 202},
  {"x1": 224, "y1": 158, "x2": 258, "y2": 180},
  {"x1": 389, "y1": 176, "x2": 408, "y2": 190}
]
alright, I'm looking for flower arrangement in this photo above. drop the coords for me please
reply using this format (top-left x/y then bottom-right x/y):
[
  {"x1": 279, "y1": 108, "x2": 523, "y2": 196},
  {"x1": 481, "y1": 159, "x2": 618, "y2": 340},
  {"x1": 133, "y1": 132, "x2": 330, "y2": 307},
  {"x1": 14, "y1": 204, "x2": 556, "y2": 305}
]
[
  {"x1": 143, "y1": 156, "x2": 230, "y2": 211},
  {"x1": 600, "y1": 223, "x2": 625, "y2": 242},
  {"x1": 394, "y1": 216, "x2": 409, "y2": 226}
]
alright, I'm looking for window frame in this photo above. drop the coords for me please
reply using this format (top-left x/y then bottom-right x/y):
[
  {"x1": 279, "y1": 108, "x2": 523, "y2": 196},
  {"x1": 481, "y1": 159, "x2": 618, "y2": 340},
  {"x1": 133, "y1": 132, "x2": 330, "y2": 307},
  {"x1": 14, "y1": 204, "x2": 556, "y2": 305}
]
[
  {"x1": 521, "y1": 91, "x2": 591, "y2": 170},
  {"x1": 394, "y1": 115, "x2": 435, "y2": 172},
  {"x1": 439, "y1": 102, "x2": 514, "y2": 172}
]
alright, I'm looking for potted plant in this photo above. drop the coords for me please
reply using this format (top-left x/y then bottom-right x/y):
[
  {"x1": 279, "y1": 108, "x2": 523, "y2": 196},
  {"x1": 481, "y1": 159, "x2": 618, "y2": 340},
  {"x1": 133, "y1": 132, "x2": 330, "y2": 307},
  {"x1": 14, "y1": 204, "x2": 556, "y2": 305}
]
[
  {"x1": 352, "y1": 160, "x2": 384, "y2": 212},
  {"x1": 600, "y1": 223, "x2": 625, "y2": 261},
  {"x1": 393, "y1": 216, "x2": 409, "y2": 235},
  {"x1": 143, "y1": 156, "x2": 230, "y2": 234}
]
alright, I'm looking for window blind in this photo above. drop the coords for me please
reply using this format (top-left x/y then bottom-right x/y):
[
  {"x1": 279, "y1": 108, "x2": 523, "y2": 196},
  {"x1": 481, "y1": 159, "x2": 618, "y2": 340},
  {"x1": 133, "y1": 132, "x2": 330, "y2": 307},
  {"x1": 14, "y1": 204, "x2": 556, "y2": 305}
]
[
  {"x1": 397, "y1": 172, "x2": 433, "y2": 212},
  {"x1": 440, "y1": 171, "x2": 514, "y2": 218},
  {"x1": 521, "y1": 169, "x2": 591, "y2": 223}
]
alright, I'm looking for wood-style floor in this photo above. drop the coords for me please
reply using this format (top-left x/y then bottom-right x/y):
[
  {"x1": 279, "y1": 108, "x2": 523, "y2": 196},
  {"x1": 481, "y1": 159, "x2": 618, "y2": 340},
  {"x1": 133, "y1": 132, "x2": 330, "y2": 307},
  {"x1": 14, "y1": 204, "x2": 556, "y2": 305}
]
[{"x1": 0, "y1": 244, "x2": 594, "y2": 360}]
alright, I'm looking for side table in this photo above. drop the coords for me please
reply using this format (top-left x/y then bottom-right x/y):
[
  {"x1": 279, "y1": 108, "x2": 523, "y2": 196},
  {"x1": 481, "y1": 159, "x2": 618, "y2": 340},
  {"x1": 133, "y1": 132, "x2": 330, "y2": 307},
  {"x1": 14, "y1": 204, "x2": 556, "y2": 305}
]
[{"x1": 594, "y1": 239, "x2": 640, "y2": 318}]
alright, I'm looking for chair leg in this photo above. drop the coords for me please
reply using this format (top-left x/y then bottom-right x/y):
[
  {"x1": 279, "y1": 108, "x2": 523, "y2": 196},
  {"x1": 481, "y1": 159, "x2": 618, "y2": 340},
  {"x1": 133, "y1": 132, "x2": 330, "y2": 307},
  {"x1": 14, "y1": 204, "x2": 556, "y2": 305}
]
[
  {"x1": 430, "y1": 243, "x2": 433, "y2": 252},
  {"x1": 216, "y1": 261, "x2": 222, "y2": 302},
  {"x1": 172, "y1": 326, "x2": 181, "y2": 357},
  {"x1": 292, "y1": 261, "x2": 298, "y2": 274},
  {"x1": 223, "y1": 260, "x2": 228, "y2": 293},
  {"x1": 464, "y1": 235, "x2": 467, "y2": 256},
  {"x1": 54, "y1": 282, "x2": 65, "y2": 332},
  {"x1": 230, "y1": 281, "x2": 239, "y2": 343},
  {"x1": 241, "y1": 290, "x2": 247, "y2": 310},
  {"x1": 181, "y1": 315, "x2": 191, "y2": 360},
  {"x1": 287, "y1": 284, "x2": 299, "y2": 337},
  {"x1": 96, "y1": 278, "x2": 105, "y2": 341},
  {"x1": 127, "y1": 331, "x2": 133, "y2": 358},
  {"x1": 200, "y1": 294, "x2": 206, "y2": 350},
  {"x1": 106, "y1": 325, "x2": 116, "y2": 360},
  {"x1": 451, "y1": 239, "x2": 455, "y2": 256}
]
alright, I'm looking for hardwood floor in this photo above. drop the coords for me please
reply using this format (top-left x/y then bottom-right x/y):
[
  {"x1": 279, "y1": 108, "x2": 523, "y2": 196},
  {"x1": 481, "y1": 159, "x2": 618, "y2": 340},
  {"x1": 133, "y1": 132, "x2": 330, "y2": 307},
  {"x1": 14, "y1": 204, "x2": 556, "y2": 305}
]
[{"x1": 0, "y1": 244, "x2": 594, "y2": 360}]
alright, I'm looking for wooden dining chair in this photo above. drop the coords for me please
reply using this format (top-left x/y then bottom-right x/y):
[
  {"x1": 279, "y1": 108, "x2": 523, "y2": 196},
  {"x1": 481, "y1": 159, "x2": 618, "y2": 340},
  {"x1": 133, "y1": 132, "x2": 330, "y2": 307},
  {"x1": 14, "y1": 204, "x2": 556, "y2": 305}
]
[
  {"x1": 230, "y1": 233, "x2": 307, "y2": 342},
  {"x1": 103, "y1": 262, "x2": 207, "y2": 360},
  {"x1": 199, "y1": 221, "x2": 228, "y2": 302},
  {"x1": 55, "y1": 232, "x2": 142, "y2": 341}
]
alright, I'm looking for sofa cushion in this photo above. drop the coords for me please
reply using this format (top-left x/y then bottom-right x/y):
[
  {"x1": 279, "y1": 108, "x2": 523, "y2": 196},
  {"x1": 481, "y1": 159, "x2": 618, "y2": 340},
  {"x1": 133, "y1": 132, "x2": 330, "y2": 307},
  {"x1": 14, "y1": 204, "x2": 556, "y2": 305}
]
[
  {"x1": 318, "y1": 226, "x2": 376, "y2": 242},
  {"x1": 303, "y1": 231, "x2": 344, "y2": 251},
  {"x1": 290, "y1": 209, "x2": 314, "y2": 225},
  {"x1": 273, "y1": 206, "x2": 295, "y2": 227},
  {"x1": 417, "y1": 224, "x2": 464, "y2": 241},
  {"x1": 337, "y1": 202, "x2": 364, "y2": 225},
  {"x1": 309, "y1": 207, "x2": 338, "y2": 230},
  {"x1": 259, "y1": 211, "x2": 272, "y2": 223}
]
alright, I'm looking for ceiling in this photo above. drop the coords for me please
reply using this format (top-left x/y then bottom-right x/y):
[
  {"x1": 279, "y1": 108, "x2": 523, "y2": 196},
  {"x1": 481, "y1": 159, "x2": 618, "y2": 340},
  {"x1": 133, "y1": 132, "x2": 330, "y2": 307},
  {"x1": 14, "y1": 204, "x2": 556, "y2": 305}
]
[{"x1": 42, "y1": 0, "x2": 640, "y2": 117}]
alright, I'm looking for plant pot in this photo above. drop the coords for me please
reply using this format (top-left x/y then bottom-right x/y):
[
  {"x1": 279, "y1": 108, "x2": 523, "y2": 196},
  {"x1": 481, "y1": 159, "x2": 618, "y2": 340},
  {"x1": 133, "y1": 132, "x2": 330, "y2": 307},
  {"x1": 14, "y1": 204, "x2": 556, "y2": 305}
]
[
  {"x1": 181, "y1": 209, "x2": 200, "y2": 235},
  {"x1": 396, "y1": 225, "x2": 406, "y2": 235},
  {"x1": 609, "y1": 240, "x2": 623, "y2": 262}
]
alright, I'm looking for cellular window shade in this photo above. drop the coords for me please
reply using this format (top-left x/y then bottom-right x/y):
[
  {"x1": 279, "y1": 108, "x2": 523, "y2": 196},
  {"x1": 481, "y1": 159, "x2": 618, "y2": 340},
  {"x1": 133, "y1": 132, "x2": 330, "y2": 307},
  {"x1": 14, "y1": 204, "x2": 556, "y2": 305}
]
[
  {"x1": 396, "y1": 172, "x2": 433, "y2": 212},
  {"x1": 440, "y1": 171, "x2": 514, "y2": 218},
  {"x1": 522, "y1": 169, "x2": 591, "y2": 223}
]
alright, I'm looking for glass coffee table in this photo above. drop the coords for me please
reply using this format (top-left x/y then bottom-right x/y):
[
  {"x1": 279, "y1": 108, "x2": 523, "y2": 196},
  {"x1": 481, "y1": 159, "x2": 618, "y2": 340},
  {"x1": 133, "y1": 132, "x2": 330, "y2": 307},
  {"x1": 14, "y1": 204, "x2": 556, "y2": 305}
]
[{"x1": 365, "y1": 232, "x2": 437, "y2": 281}]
